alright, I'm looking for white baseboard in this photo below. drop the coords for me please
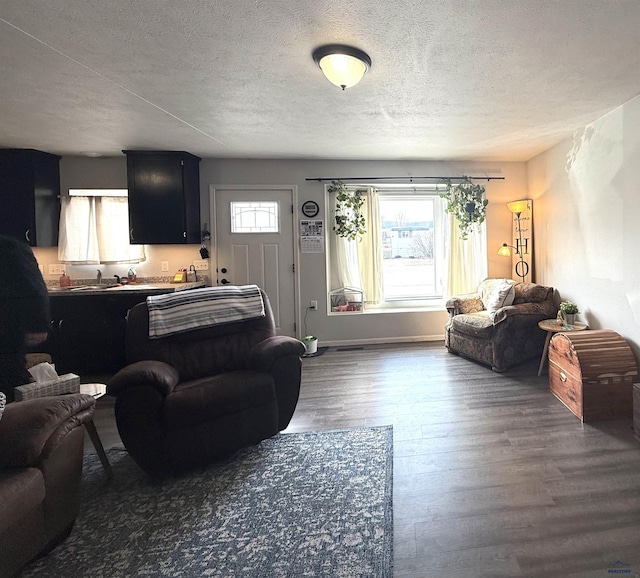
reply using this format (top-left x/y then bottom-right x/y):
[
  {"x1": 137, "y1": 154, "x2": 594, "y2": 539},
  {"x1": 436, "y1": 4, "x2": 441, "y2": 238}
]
[{"x1": 319, "y1": 335, "x2": 445, "y2": 348}]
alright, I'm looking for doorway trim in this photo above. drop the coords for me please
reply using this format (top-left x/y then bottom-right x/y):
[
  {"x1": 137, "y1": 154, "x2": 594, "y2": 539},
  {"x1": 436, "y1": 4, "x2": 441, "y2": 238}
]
[{"x1": 209, "y1": 184, "x2": 301, "y2": 337}]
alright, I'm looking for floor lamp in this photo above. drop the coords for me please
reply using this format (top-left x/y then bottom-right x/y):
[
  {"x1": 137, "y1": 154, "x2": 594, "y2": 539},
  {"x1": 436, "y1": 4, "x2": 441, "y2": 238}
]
[{"x1": 499, "y1": 200, "x2": 531, "y2": 282}]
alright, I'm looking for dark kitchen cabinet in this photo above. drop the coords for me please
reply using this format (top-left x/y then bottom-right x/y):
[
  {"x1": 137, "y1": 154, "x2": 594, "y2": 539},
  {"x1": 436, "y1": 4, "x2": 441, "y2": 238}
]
[
  {"x1": 46, "y1": 293, "x2": 150, "y2": 376},
  {"x1": 0, "y1": 149, "x2": 61, "y2": 246},
  {"x1": 123, "y1": 150, "x2": 201, "y2": 244}
]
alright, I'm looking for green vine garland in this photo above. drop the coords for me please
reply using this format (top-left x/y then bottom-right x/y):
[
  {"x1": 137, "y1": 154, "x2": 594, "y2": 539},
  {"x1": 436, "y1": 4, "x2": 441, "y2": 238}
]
[
  {"x1": 329, "y1": 180, "x2": 367, "y2": 241},
  {"x1": 436, "y1": 177, "x2": 488, "y2": 240}
]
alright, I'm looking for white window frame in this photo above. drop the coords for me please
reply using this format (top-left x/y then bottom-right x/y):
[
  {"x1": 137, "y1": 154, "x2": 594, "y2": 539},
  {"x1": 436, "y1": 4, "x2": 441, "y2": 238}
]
[{"x1": 327, "y1": 184, "x2": 447, "y2": 312}]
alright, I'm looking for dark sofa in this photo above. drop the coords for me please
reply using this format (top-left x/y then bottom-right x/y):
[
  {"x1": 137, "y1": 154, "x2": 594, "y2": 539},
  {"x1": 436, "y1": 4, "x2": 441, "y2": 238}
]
[{"x1": 0, "y1": 394, "x2": 96, "y2": 578}]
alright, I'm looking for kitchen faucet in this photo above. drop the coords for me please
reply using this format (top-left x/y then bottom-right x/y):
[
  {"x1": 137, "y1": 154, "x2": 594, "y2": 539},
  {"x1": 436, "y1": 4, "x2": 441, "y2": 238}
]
[{"x1": 96, "y1": 269, "x2": 102, "y2": 284}]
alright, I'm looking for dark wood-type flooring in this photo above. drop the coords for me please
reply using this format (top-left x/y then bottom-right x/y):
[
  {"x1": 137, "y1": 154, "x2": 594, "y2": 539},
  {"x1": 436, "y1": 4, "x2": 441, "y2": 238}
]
[{"x1": 87, "y1": 342, "x2": 640, "y2": 578}]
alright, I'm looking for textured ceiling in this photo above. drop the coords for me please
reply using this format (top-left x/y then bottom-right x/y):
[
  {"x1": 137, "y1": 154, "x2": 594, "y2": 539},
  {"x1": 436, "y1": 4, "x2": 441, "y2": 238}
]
[{"x1": 1, "y1": 0, "x2": 640, "y2": 161}]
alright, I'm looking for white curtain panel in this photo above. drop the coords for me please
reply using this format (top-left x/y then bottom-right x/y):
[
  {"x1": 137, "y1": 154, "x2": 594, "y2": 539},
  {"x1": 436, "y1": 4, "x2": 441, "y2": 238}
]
[
  {"x1": 58, "y1": 196, "x2": 145, "y2": 264},
  {"x1": 445, "y1": 213, "x2": 487, "y2": 298},
  {"x1": 356, "y1": 189, "x2": 383, "y2": 305}
]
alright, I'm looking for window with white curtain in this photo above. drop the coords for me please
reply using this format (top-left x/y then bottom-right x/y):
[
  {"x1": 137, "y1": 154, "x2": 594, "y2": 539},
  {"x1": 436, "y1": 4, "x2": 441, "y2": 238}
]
[
  {"x1": 58, "y1": 190, "x2": 146, "y2": 264},
  {"x1": 328, "y1": 184, "x2": 487, "y2": 310}
]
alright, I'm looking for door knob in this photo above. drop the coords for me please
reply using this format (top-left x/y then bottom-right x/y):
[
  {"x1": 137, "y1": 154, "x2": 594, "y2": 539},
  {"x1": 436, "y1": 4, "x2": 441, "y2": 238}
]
[{"x1": 220, "y1": 278, "x2": 230, "y2": 285}]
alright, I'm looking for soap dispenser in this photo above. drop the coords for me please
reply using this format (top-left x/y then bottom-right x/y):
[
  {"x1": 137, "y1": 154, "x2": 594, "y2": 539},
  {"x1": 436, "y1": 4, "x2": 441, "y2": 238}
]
[{"x1": 59, "y1": 271, "x2": 71, "y2": 287}]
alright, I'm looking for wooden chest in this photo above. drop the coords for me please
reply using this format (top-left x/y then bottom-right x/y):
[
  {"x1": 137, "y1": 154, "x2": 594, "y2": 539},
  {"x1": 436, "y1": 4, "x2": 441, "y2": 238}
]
[
  {"x1": 548, "y1": 329, "x2": 637, "y2": 422},
  {"x1": 634, "y1": 383, "x2": 640, "y2": 442}
]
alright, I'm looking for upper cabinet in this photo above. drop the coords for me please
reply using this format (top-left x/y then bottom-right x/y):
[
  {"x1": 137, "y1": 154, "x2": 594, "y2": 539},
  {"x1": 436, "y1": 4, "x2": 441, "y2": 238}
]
[
  {"x1": 123, "y1": 150, "x2": 201, "y2": 244},
  {"x1": 0, "y1": 149, "x2": 61, "y2": 246}
]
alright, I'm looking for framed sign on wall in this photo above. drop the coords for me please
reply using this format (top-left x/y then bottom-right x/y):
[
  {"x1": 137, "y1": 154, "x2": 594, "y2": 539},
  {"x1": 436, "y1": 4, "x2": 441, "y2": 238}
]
[{"x1": 301, "y1": 201, "x2": 319, "y2": 218}]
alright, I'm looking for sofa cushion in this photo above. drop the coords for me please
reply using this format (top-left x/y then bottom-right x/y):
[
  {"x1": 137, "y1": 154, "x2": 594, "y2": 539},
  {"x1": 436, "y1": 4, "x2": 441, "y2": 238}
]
[
  {"x1": 513, "y1": 282, "x2": 552, "y2": 304},
  {"x1": 478, "y1": 278, "x2": 514, "y2": 309},
  {"x1": 450, "y1": 312, "x2": 494, "y2": 339},
  {"x1": 486, "y1": 282, "x2": 515, "y2": 318},
  {"x1": 163, "y1": 370, "x2": 276, "y2": 430}
]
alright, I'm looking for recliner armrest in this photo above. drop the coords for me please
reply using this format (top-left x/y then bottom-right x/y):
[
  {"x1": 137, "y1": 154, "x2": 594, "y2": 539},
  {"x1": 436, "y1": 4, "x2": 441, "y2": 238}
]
[
  {"x1": 0, "y1": 393, "x2": 95, "y2": 468},
  {"x1": 491, "y1": 300, "x2": 557, "y2": 325},
  {"x1": 246, "y1": 336, "x2": 306, "y2": 372},
  {"x1": 446, "y1": 293, "x2": 484, "y2": 316},
  {"x1": 108, "y1": 360, "x2": 180, "y2": 397}
]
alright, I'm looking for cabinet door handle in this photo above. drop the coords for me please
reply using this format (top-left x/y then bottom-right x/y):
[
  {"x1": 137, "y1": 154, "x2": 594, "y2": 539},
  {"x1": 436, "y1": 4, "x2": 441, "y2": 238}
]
[
  {"x1": 25, "y1": 229, "x2": 31, "y2": 242},
  {"x1": 183, "y1": 231, "x2": 187, "y2": 238},
  {"x1": 560, "y1": 371, "x2": 567, "y2": 382}
]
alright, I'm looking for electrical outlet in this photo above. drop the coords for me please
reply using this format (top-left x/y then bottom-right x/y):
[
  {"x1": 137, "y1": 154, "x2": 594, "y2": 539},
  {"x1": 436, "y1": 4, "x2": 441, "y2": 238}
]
[
  {"x1": 310, "y1": 300, "x2": 318, "y2": 310},
  {"x1": 193, "y1": 260, "x2": 209, "y2": 271},
  {"x1": 161, "y1": 261, "x2": 169, "y2": 272},
  {"x1": 48, "y1": 264, "x2": 66, "y2": 275}
]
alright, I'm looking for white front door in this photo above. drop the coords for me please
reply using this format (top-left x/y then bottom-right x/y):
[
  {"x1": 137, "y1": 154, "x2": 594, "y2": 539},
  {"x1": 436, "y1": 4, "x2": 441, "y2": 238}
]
[{"x1": 212, "y1": 186, "x2": 297, "y2": 336}]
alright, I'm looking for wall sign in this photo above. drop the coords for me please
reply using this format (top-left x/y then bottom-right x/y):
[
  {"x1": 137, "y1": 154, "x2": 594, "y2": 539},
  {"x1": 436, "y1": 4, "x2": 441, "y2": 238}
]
[
  {"x1": 300, "y1": 220, "x2": 324, "y2": 253},
  {"x1": 301, "y1": 200, "x2": 319, "y2": 218}
]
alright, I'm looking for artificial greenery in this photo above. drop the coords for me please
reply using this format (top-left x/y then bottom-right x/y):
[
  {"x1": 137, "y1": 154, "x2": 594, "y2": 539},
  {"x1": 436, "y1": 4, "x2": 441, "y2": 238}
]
[
  {"x1": 329, "y1": 180, "x2": 367, "y2": 241},
  {"x1": 436, "y1": 177, "x2": 488, "y2": 240},
  {"x1": 559, "y1": 300, "x2": 579, "y2": 314}
]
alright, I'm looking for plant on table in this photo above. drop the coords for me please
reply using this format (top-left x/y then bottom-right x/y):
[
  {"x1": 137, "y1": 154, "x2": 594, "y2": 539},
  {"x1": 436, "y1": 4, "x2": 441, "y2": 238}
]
[{"x1": 559, "y1": 301, "x2": 579, "y2": 315}]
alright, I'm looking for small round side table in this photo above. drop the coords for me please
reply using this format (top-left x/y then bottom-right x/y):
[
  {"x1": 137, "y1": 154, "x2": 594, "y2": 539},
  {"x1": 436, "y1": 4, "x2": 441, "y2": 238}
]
[
  {"x1": 80, "y1": 383, "x2": 113, "y2": 479},
  {"x1": 537, "y1": 319, "x2": 588, "y2": 376}
]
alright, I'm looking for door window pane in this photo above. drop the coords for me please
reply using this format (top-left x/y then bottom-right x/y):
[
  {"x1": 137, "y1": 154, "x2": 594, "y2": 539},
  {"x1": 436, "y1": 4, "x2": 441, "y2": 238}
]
[{"x1": 230, "y1": 201, "x2": 279, "y2": 233}]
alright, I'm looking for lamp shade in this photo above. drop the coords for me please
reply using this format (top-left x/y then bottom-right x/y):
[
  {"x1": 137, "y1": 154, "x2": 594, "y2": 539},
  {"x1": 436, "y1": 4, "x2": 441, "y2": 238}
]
[
  {"x1": 498, "y1": 243, "x2": 511, "y2": 257},
  {"x1": 312, "y1": 45, "x2": 371, "y2": 90},
  {"x1": 507, "y1": 200, "x2": 529, "y2": 214}
]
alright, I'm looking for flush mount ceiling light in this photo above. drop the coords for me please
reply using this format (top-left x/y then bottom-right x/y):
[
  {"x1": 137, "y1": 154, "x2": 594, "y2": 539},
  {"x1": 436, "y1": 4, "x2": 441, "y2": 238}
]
[{"x1": 312, "y1": 44, "x2": 371, "y2": 90}]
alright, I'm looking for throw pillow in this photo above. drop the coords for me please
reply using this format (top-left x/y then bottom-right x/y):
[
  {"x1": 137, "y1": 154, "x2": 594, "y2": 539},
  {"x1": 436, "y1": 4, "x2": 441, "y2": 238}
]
[
  {"x1": 0, "y1": 392, "x2": 5, "y2": 422},
  {"x1": 479, "y1": 278, "x2": 513, "y2": 309},
  {"x1": 486, "y1": 282, "x2": 515, "y2": 319}
]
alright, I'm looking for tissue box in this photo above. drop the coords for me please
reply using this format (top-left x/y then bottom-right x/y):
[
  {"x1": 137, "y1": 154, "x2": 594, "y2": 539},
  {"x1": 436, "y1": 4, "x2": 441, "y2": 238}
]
[{"x1": 14, "y1": 373, "x2": 81, "y2": 401}]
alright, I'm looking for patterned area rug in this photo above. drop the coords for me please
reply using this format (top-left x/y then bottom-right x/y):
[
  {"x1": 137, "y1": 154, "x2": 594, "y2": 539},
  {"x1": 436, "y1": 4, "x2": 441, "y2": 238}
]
[{"x1": 21, "y1": 426, "x2": 393, "y2": 578}]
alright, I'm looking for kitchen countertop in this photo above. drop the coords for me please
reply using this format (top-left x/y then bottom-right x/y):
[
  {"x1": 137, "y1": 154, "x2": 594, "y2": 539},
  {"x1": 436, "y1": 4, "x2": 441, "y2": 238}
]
[{"x1": 48, "y1": 281, "x2": 206, "y2": 296}]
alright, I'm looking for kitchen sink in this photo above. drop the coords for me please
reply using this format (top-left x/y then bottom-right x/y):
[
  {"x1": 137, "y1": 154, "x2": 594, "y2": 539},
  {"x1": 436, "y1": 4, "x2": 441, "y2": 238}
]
[
  {"x1": 105, "y1": 284, "x2": 158, "y2": 290},
  {"x1": 69, "y1": 284, "x2": 119, "y2": 291}
]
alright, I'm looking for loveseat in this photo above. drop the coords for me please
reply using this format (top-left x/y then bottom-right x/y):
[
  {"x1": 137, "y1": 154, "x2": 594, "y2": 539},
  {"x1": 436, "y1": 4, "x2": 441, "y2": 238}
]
[
  {"x1": 107, "y1": 287, "x2": 305, "y2": 476},
  {"x1": 0, "y1": 393, "x2": 96, "y2": 578},
  {"x1": 445, "y1": 278, "x2": 557, "y2": 372}
]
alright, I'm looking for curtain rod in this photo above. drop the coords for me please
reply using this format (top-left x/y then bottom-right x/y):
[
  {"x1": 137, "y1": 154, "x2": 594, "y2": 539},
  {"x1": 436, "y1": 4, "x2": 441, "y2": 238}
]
[{"x1": 305, "y1": 176, "x2": 505, "y2": 182}]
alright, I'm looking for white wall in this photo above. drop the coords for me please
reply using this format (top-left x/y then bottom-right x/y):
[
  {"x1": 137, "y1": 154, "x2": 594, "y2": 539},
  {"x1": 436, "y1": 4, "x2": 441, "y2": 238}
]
[
  {"x1": 527, "y1": 93, "x2": 640, "y2": 354},
  {"x1": 201, "y1": 159, "x2": 527, "y2": 344},
  {"x1": 36, "y1": 156, "x2": 529, "y2": 344}
]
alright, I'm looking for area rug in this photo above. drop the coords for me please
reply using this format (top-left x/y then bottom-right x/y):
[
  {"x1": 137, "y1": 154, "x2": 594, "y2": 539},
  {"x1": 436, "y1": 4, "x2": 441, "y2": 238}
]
[{"x1": 21, "y1": 426, "x2": 393, "y2": 578}]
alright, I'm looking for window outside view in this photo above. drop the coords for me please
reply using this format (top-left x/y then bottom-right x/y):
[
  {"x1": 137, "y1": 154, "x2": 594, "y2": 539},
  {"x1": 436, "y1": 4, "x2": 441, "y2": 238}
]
[{"x1": 378, "y1": 196, "x2": 440, "y2": 301}]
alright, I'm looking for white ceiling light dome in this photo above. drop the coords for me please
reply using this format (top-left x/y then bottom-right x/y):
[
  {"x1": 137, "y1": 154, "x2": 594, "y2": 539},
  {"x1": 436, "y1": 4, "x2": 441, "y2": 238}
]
[{"x1": 312, "y1": 44, "x2": 372, "y2": 90}]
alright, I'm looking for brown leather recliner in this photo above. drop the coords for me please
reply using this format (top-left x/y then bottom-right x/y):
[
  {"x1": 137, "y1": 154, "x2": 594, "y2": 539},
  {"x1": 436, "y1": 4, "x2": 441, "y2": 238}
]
[
  {"x1": 107, "y1": 289, "x2": 305, "y2": 476},
  {"x1": 0, "y1": 394, "x2": 96, "y2": 578}
]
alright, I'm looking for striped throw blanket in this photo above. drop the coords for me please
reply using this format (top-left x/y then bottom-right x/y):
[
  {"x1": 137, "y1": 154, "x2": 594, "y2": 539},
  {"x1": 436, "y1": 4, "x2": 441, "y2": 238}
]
[{"x1": 147, "y1": 285, "x2": 265, "y2": 338}]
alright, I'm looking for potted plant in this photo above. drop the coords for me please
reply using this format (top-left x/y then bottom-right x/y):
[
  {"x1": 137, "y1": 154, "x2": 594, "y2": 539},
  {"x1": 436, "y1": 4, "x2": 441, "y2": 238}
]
[
  {"x1": 329, "y1": 180, "x2": 367, "y2": 241},
  {"x1": 301, "y1": 335, "x2": 318, "y2": 355},
  {"x1": 559, "y1": 300, "x2": 579, "y2": 325},
  {"x1": 436, "y1": 177, "x2": 488, "y2": 240}
]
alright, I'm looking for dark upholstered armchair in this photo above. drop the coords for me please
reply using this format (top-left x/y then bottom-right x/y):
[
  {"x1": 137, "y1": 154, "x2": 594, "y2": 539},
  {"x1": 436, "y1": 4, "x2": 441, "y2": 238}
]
[
  {"x1": 445, "y1": 278, "x2": 557, "y2": 372},
  {"x1": 0, "y1": 394, "x2": 96, "y2": 578},
  {"x1": 107, "y1": 288, "x2": 305, "y2": 476}
]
